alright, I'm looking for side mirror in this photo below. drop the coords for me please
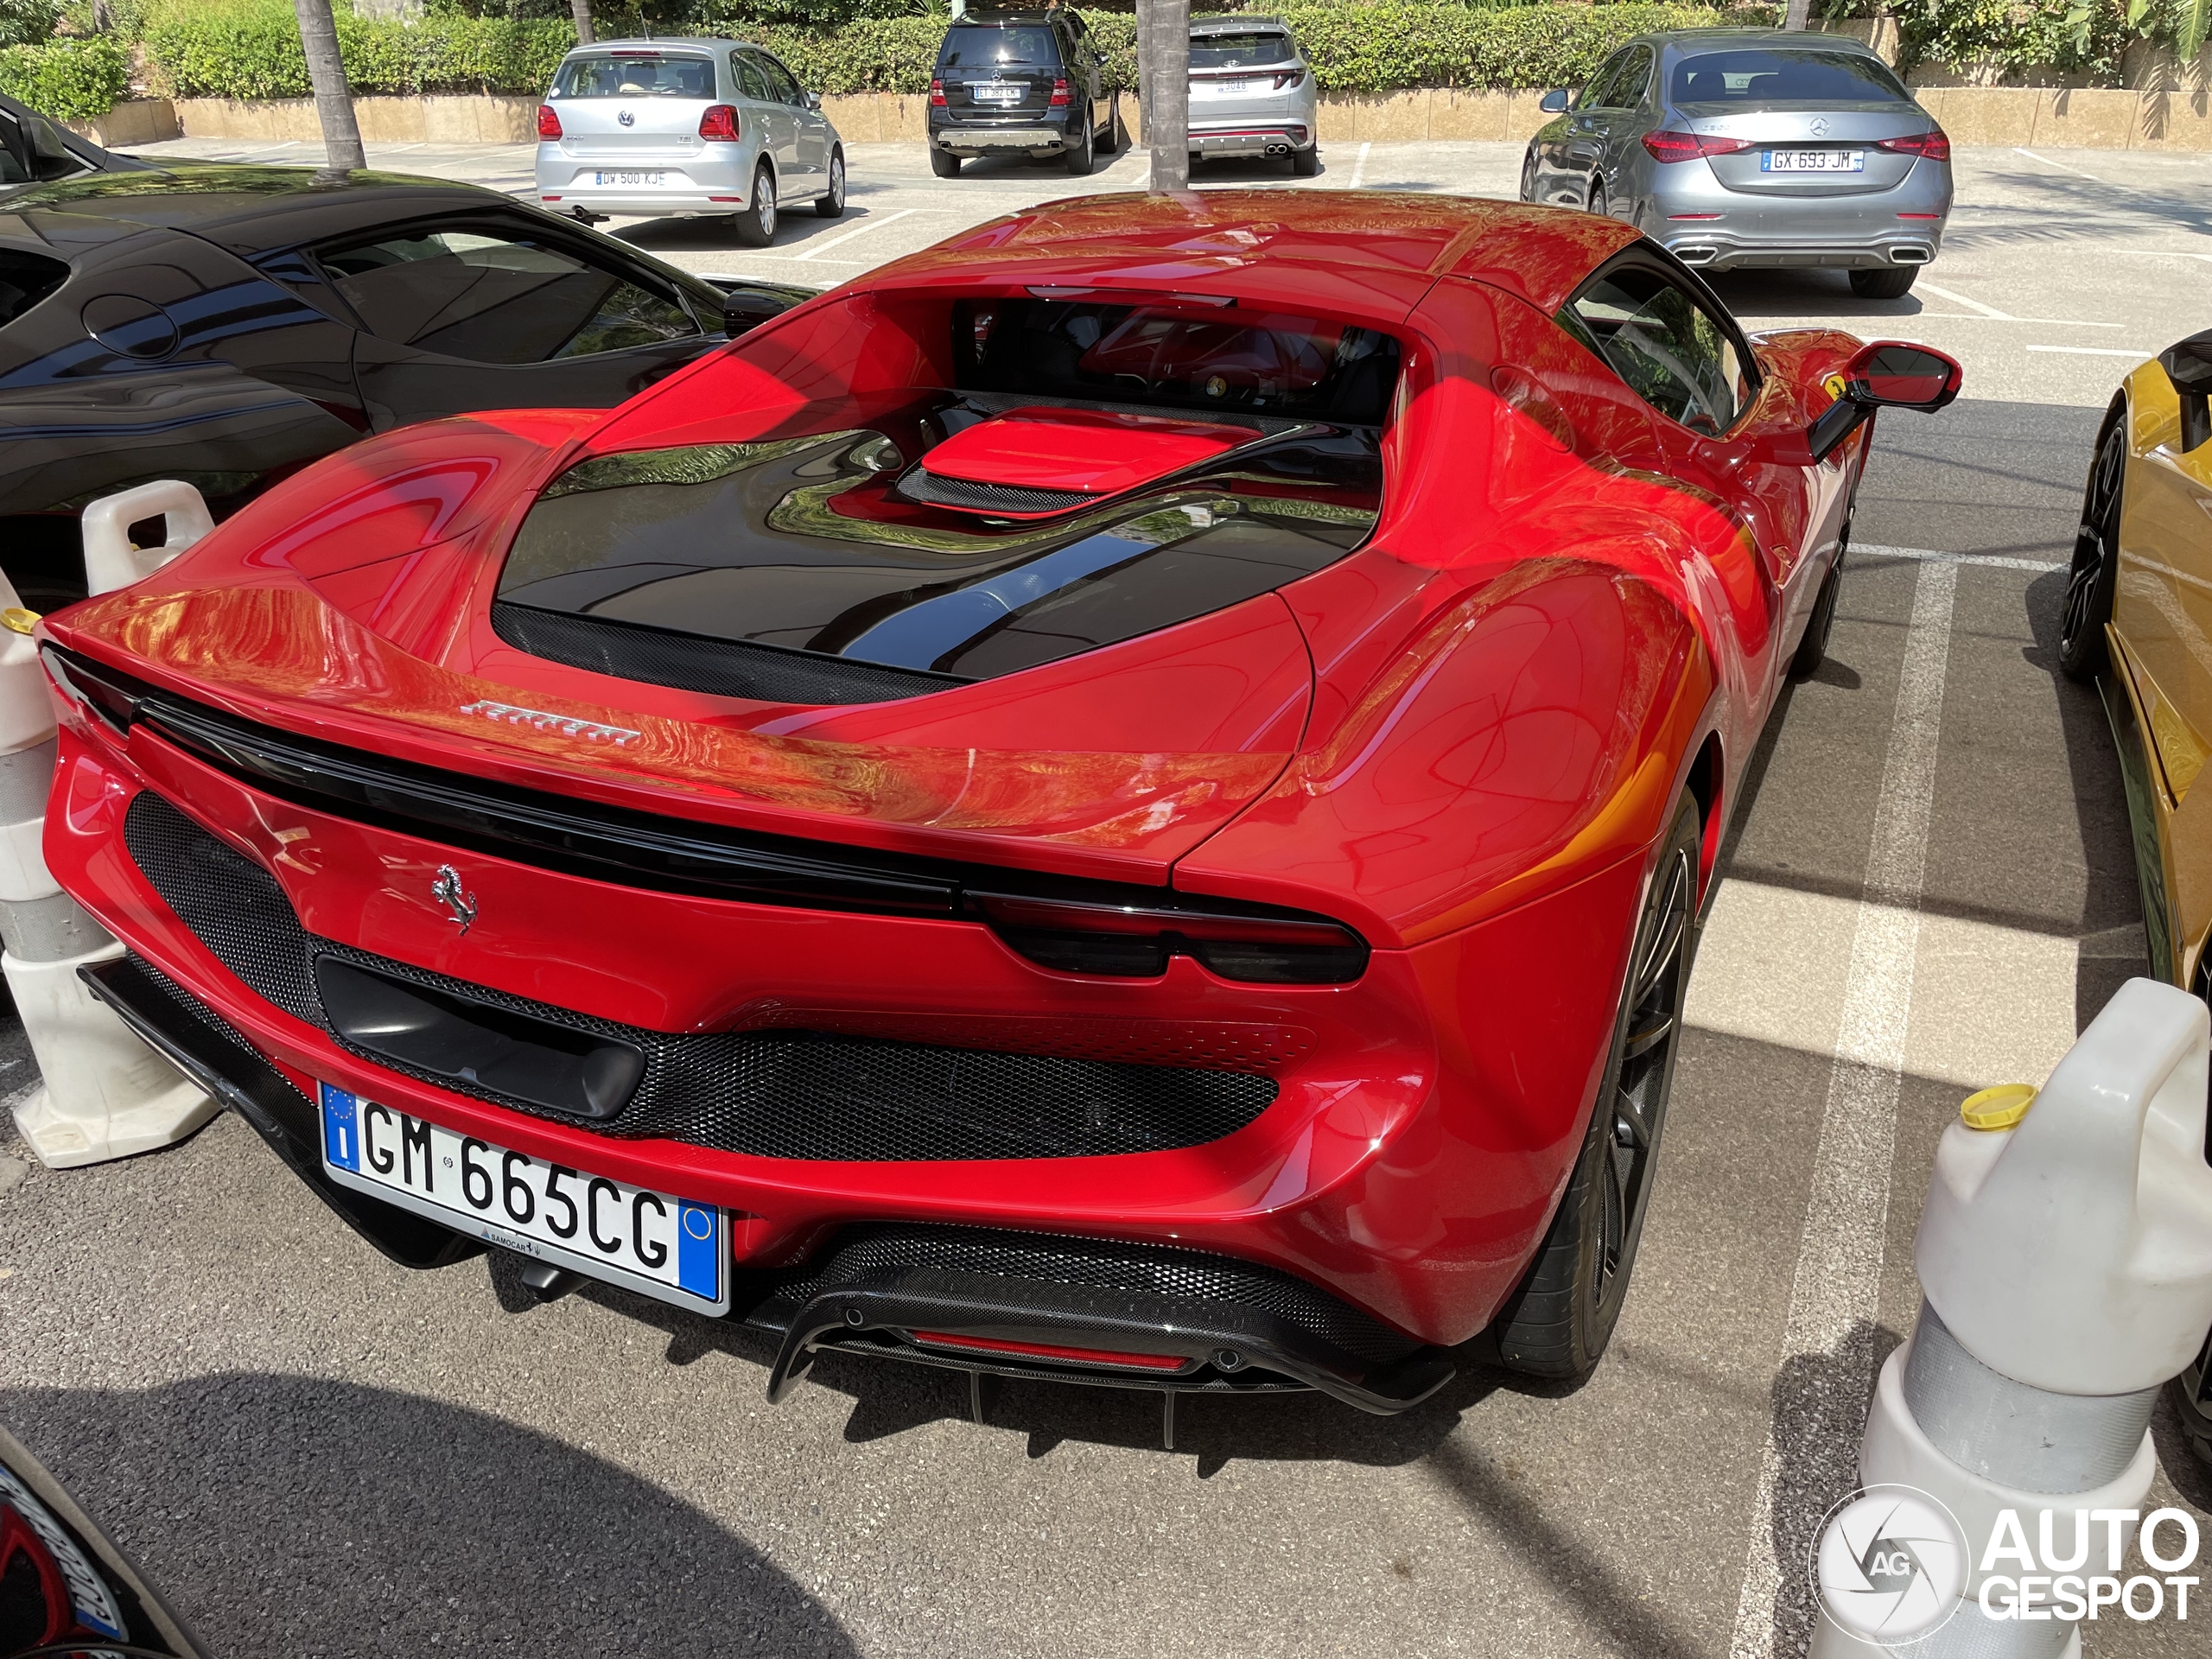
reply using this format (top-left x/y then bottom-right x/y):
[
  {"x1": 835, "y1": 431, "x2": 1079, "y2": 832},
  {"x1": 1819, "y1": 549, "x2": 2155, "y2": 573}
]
[
  {"x1": 722, "y1": 289, "x2": 790, "y2": 336},
  {"x1": 805, "y1": 90, "x2": 822, "y2": 111},
  {"x1": 2161, "y1": 328, "x2": 2212, "y2": 453},
  {"x1": 1807, "y1": 340, "x2": 1962, "y2": 461},
  {"x1": 1540, "y1": 89, "x2": 1573, "y2": 114}
]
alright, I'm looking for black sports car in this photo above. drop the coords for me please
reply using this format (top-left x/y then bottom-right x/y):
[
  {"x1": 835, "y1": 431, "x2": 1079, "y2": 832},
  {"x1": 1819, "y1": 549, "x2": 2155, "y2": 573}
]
[{"x1": 0, "y1": 150, "x2": 806, "y2": 607}]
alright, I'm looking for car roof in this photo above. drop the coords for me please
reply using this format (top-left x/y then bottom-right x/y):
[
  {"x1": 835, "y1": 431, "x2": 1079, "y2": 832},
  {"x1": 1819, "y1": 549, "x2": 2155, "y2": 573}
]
[
  {"x1": 0, "y1": 166, "x2": 527, "y2": 255},
  {"x1": 861, "y1": 189, "x2": 1638, "y2": 320},
  {"x1": 562, "y1": 36, "x2": 741, "y2": 54},
  {"x1": 1643, "y1": 28, "x2": 1888, "y2": 59},
  {"x1": 1191, "y1": 15, "x2": 1290, "y2": 32},
  {"x1": 955, "y1": 11, "x2": 1065, "y2": 24}
]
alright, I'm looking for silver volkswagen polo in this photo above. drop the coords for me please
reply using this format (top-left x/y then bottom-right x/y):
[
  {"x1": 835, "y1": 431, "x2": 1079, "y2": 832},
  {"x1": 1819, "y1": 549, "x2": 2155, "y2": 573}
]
[
  {"x1": 1521, "y1": 29, "x2": 1951, "y2": 297},
  {"x1": 535, "y1": 39, "x2": 846, "y2": 247}
]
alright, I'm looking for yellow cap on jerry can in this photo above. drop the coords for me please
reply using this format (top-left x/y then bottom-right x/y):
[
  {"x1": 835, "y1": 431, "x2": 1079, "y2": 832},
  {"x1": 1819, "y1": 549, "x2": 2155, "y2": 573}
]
[{"x1": 1959, "y1": 1084, "x2": 2037, "y2": 1131}]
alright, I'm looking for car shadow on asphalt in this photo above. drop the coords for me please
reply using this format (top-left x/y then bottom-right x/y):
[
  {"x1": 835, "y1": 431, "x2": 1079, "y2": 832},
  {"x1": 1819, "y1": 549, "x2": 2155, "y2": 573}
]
[{"x1": 0, "y1": 1374, "x2": 862, "y2": 1657}]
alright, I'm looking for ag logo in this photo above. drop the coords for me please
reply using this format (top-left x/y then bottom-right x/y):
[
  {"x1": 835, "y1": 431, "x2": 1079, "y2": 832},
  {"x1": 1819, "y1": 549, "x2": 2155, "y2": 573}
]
[{"x1": 1812, "y1": 1484, "x2": 1968, "y2": 1644}]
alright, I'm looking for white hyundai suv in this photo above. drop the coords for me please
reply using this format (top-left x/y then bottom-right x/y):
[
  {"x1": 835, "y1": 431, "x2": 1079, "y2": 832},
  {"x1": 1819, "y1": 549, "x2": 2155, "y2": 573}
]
[{"x1": 535, "y1": 39, "x2": 846, "y2": 246}]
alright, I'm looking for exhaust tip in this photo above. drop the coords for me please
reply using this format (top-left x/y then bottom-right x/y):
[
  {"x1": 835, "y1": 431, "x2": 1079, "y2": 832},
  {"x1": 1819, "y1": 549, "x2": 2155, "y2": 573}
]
[
  {"x1": 1675, "y1": 246, "x2": 1719, "y2": 266},
  {"x1": 1891, "y1": 245, "x2": 1933, "y2": 264}
]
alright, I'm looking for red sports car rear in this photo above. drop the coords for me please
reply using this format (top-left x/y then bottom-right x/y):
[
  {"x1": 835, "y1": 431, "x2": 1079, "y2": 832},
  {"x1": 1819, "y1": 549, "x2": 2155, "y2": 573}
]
[{"x1": 33, "y1": 191, "x2": 1948, "y2": 1414}]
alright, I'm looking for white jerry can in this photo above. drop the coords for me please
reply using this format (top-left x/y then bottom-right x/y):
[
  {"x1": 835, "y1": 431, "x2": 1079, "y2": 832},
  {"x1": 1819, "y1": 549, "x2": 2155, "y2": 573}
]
[{"x1": 1814, "y1": 978, "x2": 2212, "y2": 1656}]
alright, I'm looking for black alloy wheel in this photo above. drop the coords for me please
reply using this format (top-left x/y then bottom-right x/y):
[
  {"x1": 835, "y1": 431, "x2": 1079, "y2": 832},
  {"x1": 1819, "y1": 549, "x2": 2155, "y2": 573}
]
[
  {"x1": 1065, "y1": 111, "x2": 1094, "y2": 175},
  {"x1": 734, "y1": 160, "x2": 778, "y2": 247},
  {"x1": 1492, "y1": 795, "x2": 1701, "y2": 1379},
  {"x1": 815, "y1": 147, "x2": 846, "y2": 218},
  {"x1": 1588, "y1": 178, "x2": 1609, "y2": 219},
  {"x1": 2060, "y1": 414, "x2": 2128, "y2": 682}
]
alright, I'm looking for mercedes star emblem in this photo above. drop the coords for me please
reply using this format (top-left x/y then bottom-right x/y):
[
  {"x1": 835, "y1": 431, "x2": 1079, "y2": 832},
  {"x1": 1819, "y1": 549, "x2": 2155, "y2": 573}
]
[{"x1": 1810, "y1": 117, "x2": 1829, "y2": 137}]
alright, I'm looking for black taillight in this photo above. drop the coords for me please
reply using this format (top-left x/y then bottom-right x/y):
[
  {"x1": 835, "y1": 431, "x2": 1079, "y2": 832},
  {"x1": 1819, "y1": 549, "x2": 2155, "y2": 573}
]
[
  {"x1": 966, "y1": 891, "x2": 1369, "y2": 984},
  {"x1": 41, "y1": 644, "x2": 139, "y2": 736}
]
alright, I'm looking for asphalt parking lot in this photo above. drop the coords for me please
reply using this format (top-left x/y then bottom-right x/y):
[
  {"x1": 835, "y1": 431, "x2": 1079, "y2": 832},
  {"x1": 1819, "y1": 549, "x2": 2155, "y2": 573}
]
[{"x1": 3, "y1": 137, "x2": 2210, "y2": 1657}]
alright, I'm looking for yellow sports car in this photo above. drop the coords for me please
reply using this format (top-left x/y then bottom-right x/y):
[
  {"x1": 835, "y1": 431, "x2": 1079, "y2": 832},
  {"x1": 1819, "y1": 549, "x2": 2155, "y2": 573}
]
[{"x1": 2058, "y1": 324, "x2": 2212, "y2": 1468}]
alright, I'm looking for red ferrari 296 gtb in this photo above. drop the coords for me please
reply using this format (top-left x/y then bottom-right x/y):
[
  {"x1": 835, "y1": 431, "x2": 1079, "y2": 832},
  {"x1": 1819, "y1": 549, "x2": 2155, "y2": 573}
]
[{"x1": 35, "y1": 191, "x2": 1958, "y2": 1415}]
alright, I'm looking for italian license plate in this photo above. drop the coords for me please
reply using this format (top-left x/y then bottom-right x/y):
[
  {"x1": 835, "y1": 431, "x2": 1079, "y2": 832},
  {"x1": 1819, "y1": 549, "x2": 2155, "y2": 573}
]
[
  {"x1": 318, "y1": 1084, "x2": 727, "y2": 1313},
  {"x1": 972, "y1": 84, "x2": 1023, "y2": 103},
  {"x1": 593, "y1": 171, "x2": 663, "y2": 187},
  {"x1": 1762, "y1": 149, "x2": 1864, "y2": 173}
]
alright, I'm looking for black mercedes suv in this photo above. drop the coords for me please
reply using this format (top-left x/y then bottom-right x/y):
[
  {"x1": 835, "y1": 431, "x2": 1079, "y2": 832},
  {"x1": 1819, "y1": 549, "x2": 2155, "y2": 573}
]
[{"x1": 928, "y1": 9, "x2": 1120, "y2": 176}]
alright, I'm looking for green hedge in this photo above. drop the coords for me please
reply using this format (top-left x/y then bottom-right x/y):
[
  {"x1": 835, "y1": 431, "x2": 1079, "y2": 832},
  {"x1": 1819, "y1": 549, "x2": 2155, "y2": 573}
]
[
  {"x1": 716, "y1": 3, "x2": 1770, "y2": 96},
  {"x1": 125, "y1": 0, "x2": 1777, "y2": 108},
  {"x1": 143, "y1": 2, "x2": 574, "y2": 100},
  {"x1": 0, "y1": 35, "x2": 129, "y2": 119}
]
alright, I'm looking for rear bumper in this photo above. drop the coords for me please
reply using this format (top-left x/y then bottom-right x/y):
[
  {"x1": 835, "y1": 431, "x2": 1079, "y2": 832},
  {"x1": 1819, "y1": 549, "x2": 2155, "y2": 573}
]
[
  {"x1": 930, "y1": 120, "x2": 1076, "y2": 156},
  {"x1": 533, "y1": 140, "x2": 758, "y2": 216},
  {"x1": 1645, "y1": 156, "x2": 1951, "y2": 270},
  {"x1": 42, "y1": 703, "x2": 1646, "y2": 1364},
  {"x1": 1187, "y1": 120, "x2": 1313, "y2": 157}
]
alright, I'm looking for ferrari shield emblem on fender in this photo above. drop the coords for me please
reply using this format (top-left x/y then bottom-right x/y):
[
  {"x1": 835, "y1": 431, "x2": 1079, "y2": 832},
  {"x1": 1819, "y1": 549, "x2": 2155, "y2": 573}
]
[{"x1": 432, "y1": 865, "x2": 478, "y2": 935}]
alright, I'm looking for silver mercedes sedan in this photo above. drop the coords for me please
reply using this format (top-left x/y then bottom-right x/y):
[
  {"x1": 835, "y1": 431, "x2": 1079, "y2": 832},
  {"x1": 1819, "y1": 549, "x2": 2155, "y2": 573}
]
[{"x1": 1520, "y1": 29, "x2": 1952, "y2": 297}]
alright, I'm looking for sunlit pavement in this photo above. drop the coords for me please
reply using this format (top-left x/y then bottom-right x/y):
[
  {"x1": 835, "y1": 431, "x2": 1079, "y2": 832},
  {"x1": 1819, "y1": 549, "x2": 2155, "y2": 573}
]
[{"x1": 2, "y1": 135, "x2": 2209, "y2": 1657}]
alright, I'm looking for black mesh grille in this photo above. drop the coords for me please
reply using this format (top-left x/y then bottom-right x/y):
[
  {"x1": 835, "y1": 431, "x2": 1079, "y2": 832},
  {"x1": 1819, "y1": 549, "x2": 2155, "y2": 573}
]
[
  {"x1": 897, "y1": 471, "x2": 1096, "y2": 514},
  {"x1": 123, "y1": 791, "x2": 1279, "y2": 1162},
  {"x1": 757, "y1": 1224, "x2": 1421, "y2": 1366},
  {"x1": 490, "y1": 601, "x2": 969, "y2": 706}
]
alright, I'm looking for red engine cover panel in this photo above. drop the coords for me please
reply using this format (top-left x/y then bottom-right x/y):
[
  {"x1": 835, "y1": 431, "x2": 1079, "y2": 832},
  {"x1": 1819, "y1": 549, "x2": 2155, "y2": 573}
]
[{"x1": 923, "y1": 405, "x2": 1253, "y2": 498}]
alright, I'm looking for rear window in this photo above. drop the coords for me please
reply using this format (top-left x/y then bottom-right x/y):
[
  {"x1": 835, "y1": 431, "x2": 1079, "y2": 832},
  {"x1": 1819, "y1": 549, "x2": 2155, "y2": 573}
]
[
  {"x1": 1190, "y1": 32, "x2": 1295, "y2": 68},
  {"x1": 1671, "y1": 48, "x2": 1914, "y2": 107},
  {"x1": 553, "y1": 54, "x2": 717, "y2": 99},
  {"x1": 938, "y1": 26, "x2": 1059, "y2": 68},
  {"x1": 957, "y1": 300, "x2": 1400, "y2": 424}
]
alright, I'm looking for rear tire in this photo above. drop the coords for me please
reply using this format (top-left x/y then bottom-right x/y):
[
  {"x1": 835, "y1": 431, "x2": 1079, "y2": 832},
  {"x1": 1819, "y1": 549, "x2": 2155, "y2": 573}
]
[
  {"x1": 2059, "y1": 416, "x2": 2127, "y2": 682},
  {"x1": 1587, "y1": 179, "x2": 1609, "y2": 219},
  {"x1": 1291, "y1": 145, "x2": 1319, "y2": 178},
  {"x1": 1850, "y1": 266, "x2": 1918, "y2": 299},
  {"x1": 930, "y1": 148, "x2": 961, "y2": 179},
  {"x1": 734, "y1": 161, "x2": 777, "y2": 247},
  {"x1": 1519, "y1": 151, "x2": 1536, "y2": 202},
  {"x1": 1065, "y1": 115, "x2": 1093, "y2": 176},
  {"x1": 1789, "y1": 550, "x2": 1847, "y2": 681},
  {"x1": 814, "y1": 146, "x2": 846, "y2": 218},
  {"x1": 2172, "y1": 1329, "x2": 2212, "y2": 1475},
  {"x1": 1491, "y1": 794, "x2": 1700, "y2": 1380}
]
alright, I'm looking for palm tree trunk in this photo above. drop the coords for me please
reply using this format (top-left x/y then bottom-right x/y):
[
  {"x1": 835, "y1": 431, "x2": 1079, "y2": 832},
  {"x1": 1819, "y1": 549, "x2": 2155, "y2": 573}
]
[
  {"x1": 569, "y1": 0, "x2": 594, "y2": 48},
  {"x1": 291, "y1": 0, "x2": 365, "y2": 172},
  {"x1": 1138, "y1": 0, "x2": 1190, "y2": 193}
]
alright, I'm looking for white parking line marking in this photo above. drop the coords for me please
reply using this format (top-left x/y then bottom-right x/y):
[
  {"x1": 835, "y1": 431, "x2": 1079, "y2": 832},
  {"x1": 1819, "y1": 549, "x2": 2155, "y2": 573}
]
[
  {"x1": 2025, "y1": 344, "x2": 2157, "y2": 358},
  {"x1": 1726, "y1": 557, "x2": 1957, "y2": 1659},
  {"x1": 1345, "y1": 142, "x2": 1370, "y2": 189},
  {"x1": 1914, "y1": 280, "x2": 2014, "y2": 321},
  {"x1": 1853, "y1": 543, "x2": 2062, "y2": 573},
  {"x1": 2109, "y1": 249, "x2": 2212, "y2": 265},
  {"x1": 2013, "y1": 146, "x2": 2116, "y2": 186},
  {"x1": 792, "y1": 207, "x2": 923, "y2": 263}
]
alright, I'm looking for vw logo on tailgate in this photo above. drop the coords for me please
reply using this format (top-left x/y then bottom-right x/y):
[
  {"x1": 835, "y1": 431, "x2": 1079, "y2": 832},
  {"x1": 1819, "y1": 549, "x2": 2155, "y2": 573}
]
[{"x1": 618, "y1": 108, "x2": 635, "y2": 126}]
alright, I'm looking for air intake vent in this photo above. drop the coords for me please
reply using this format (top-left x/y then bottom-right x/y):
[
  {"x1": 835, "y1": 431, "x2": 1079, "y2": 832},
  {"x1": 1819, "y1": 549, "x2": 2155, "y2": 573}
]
[{"x1": 895, "y1": 470, "x2": 1096, "y2": 515}]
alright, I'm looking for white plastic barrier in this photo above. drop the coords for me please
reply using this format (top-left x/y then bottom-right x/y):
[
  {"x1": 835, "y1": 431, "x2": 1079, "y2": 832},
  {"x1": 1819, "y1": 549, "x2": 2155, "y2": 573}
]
[
  {"x1": 79, "y1": 478, "x2": 213, "y2": 597},
  {"x1": 1, "y1": 485, "x2": 218, "y2": 1166},
  {"x1": 1812, "y1": 978, "x2": 2212, "y2": 1656}
]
